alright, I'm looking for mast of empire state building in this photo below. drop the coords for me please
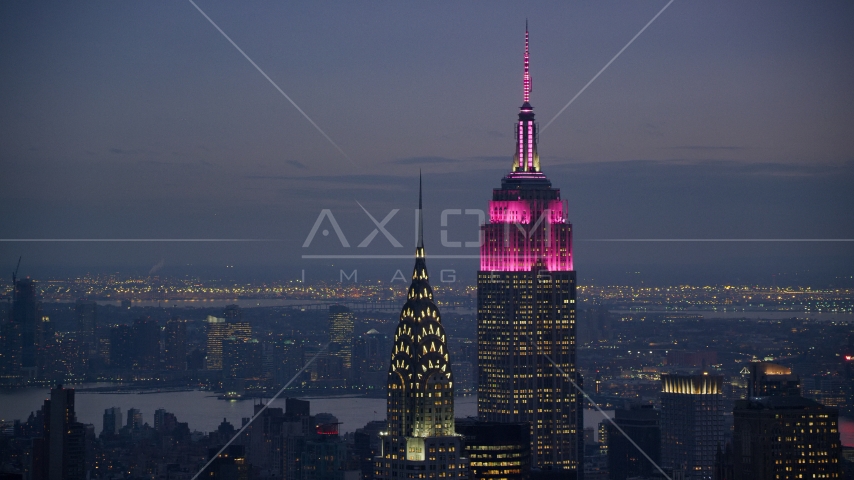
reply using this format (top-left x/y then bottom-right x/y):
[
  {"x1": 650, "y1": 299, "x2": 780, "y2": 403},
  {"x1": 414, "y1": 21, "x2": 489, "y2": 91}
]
[
  {"x1": 375, "y1": 177, "x2": 470, "y2": 480},
  {"x1": 476, "y1": 24, "x2": 583, "y2": 471}
]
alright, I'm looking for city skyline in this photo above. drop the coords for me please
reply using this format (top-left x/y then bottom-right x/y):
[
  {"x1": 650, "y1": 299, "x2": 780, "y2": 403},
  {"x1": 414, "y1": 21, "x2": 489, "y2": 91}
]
[
  {"x1": 1, "y1": 5, "x2": 853, "y2": 478},
  {"x1": 1, "y1": 2, "x2": 852, "y2": 285}
]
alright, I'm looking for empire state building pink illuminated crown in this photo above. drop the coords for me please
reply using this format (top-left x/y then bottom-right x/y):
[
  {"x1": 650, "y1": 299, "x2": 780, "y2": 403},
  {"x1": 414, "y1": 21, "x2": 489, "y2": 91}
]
[{"x1": 479, "y1": 24, "x2": 574, "y2": 272}]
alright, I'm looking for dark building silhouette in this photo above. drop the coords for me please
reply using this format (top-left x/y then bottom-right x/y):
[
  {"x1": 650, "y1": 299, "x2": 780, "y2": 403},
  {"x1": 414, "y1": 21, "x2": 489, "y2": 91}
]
[
  {"x1": 132, "y1": 317, "x2": 160, "y2": 370},
  {"x1": 456, "y1": 420, "x2": 532, "y2": 480},
  {"x1": 109, "y1": 324, "x2": 133, "y2": 370},
  {"x1": 353, "y1": 329, "x2": 390, "y2": 390},
  {"x1": 154, "y1": 408, "x2": 177, "y2": 434},
  {"x1": 745, "y1": 361, "x2": 800, "y2": 397},
  {"x1": 732, "y1": 396, "x2": 841, "y2": 479},
  {"x1": 477, "y1": 25, "x2": 582, "y2": 472},
  {"x1": 354, "y1": 420, "x2": 385, "y2": 480},
  {"x1": 606, "y1": 405, "x2": 660, "y2": 480},
  {"x1": 32, "y1": 384, "x2": 92, "y2": 480},
  {"x1": 222, "y1": 337, "x2": 262, "y2": 392},
  {"x1": 301, "y1": 419, "x2": 354, "y2": 480},
  {"x1": 101, "y1": 407, "x2": 121, "y2": 438},
  {"x1": 163, "y1": 318, "x2": 187, "y2": 370},
  {"x1": 126, "y1": 408, "x2": 142, "y2": 430},
  {"x1": 12, "y1": 278, "x2": 40, "y2": 380},
  {"x1": 74, "y1": 300, "x2": 96, "y2": 349},
  {"x1": 202, "y1": 445, "x2": 250, "y2": 479}
]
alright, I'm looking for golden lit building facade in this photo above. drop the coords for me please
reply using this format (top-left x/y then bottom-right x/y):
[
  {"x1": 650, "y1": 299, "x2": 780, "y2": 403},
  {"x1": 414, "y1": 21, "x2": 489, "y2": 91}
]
[
  {"x1": 329, "y1": 305, "x2": 355, "y2": 370},
  {"x1": 206, "y1": 315, "x2": 251, "y2": 370}
]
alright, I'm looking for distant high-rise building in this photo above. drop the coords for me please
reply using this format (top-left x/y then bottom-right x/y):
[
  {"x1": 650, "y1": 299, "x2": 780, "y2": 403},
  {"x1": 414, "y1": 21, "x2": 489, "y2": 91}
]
[
  {"x1": 32, "y1": 384, "x2": 91, "y2": 480},
  {"x1": 732, "y1": 396, "x2": 841, "y2": 480},
  {"x1": 164, "y1": 318, "x2": 187, "y2": 370},
  {"x1": 301, "y1": 418, "x2": 356, "y2": 480},
  {"x1": 75, "y1": 300, "x2": 97, "y2": 347},
  {"x1": 477, "y1": 25, "x2": 582, "y2": 471},
  {"x1": 132, "y1": 317, "x2": 160, "y2": 371},
  {"x1": 153, "y1": 408, "x2": 177, "y2": 433},
  {"x1": 802, "y1": 374, "x2": 848, "y2": 411},
  {"x1": 244, "y1": 404, "x2": 287, "y2": 477},
  {"x1": 744, "y1": 361, "x2": 800, "y2": 397},
  {"x1": 206, "y1": 316, "x2": 229, "y2": 370},
  {"x1": 224, "y1": 304, "x2": 243, "y2": 322},
  {"x1": 375, "y1": 180, "x2": 470, "y2": 480},
  {"x1": 271, "y1": 335, "x2": 304, "y2": 388},
  {"x1": 328, "y1": 305, "x2": 354, "y2": 375},
  {"x1": 354, "y1": 420, "x2": 385, "y2": 480},
  {"x1": 202, "y1": 445, "x2": 250, "y2": 479},
  {"x1": 660, "y1": 374, "x2": 725, "y2": 479},
  {"x1": 223, "y1": 337, "x2": 262, "y2": 383},
  {"x1": 353, "y1": 329, "x2": 389, "y2": 390},
  {"x1": 455, "y1": 420, "x2": 531, "y2": 480},
  {"x1": 127, "y1": 408, "x2": 142, "y2": 430},
  {"x1": 206, "y1": 310, "x2": 251, "y2": 370},
  {"x1": 282, "y1": 399, "x2": 313, "y2": 480},
  {"x1": 109, "y1": 324, "x2": 134, "y2": 370},
  {"x1": 14, "y1": 278, "x2": 40, "y2": 380},
  {"x1": 101, "y1": 407, "x2": 122, "y2": 437},
  {"x1": 606, "y1": 405, "x2": 660, "y2": 480}
]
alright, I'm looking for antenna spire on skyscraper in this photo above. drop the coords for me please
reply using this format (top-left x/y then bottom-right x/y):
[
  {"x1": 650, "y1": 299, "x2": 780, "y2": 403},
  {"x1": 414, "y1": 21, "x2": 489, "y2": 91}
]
[
  {"x1": 417, "y1": 171, "x2": 424, "y2": 250},
  {"x1": 524, "y1": 20, "x2": 531, "y2": 103}
]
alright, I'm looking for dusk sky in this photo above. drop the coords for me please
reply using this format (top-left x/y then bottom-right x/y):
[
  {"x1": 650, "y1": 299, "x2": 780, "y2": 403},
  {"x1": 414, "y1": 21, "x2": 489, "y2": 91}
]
[{"x1": 1, "y1": 1, "x2": 852, "y2": 285}]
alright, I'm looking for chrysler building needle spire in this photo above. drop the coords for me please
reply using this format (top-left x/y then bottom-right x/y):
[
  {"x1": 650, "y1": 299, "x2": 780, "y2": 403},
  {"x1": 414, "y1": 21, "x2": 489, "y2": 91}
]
[
  {"x1": 417, "y1": 171, "x2": 424, "y2": 252},
  {"x1": 524, "y1": 20, "x2": 531, "y2": 103}
]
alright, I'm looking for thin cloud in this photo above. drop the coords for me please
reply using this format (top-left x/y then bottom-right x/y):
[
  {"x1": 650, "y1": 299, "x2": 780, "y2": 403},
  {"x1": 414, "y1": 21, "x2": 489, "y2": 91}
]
[
  {"x1": 669, "y1": 146, "x2": 750, "y2": 151},
  {"x1": 388, "y1": 156, "x2": 459, "y2": 165}
]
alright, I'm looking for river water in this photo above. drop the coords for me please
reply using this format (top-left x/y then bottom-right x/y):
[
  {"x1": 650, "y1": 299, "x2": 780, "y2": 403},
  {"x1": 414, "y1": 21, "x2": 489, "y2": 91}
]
[
  {"x1": 0, "y1": 386, "x2": 474, "y2": 434},
  {"x1": 609, "y1": 310, "x2": 854, "y2": 322},
  {"x1": 1, "y1": 387, "x2": 850, "y2": 446}
]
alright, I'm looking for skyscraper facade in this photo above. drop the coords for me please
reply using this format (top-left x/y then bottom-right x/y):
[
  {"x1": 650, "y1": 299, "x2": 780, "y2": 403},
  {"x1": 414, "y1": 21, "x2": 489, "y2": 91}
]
[
  {"x1": 477, "y1": 26, "x2": 582, "y2": 471},
  {"x1": 732, "y1": 396, "x2": 841, "y2": 480},
  {"x1": 206, "y1": 311, "x2": 252, "y2": 371},
  {"x1": 375, "y1": 181, "x2": 469, "y2": 480},
  {"x1": 15, "y1": 278, "x2": 40, "y2": 380},
  {"x1": 101, "y1": 407, "x2": 122, "y2": 437},
  {"x1": 606, "y1": 405, "x2": 660, "y2": 480},
  {"x1": 132, "y1": 317, "x2": 160, "y2": 371},
  {"x1": 32, "y1": 384, "x2": 91, "y2": 480},
  {"x1": 660, "y1": 374, "x2": 725, "y2": 479},
  {"x1": 328, "y1": 305, "x2": 355, "y2": 374},
  {"x1": 164, "y1": 318, "x2": 188, "y2": 370},
  {"x1": 75, "y1": 300, "x2": 97, "y2": 347}
]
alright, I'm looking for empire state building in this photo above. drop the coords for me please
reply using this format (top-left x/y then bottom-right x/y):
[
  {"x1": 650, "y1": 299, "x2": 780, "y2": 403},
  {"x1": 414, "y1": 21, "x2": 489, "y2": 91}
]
[
  {"x1": 375, "y1": 179, "x2": 470, "y2": 480},
  {"x1": 477, "y1": 26, "x2": 583, "y2": 471}
]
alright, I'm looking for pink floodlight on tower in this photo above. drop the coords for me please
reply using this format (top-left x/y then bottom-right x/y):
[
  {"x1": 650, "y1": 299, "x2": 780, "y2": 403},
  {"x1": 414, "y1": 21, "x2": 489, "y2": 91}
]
[
  {"x1": 481, "y1": 22, "x2": 573, "y2": 272},
  {"x1": 523, "y1": 22, "x2": 531, "y2": 103}
]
